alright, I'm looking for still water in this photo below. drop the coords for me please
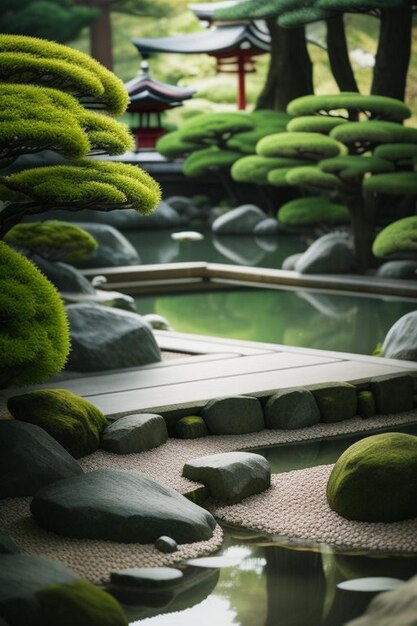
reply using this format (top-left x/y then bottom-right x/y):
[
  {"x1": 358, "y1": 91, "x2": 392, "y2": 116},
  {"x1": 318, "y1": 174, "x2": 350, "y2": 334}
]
[{"x1": 126, "y1": 426, "x2": 417, "y2": 626}]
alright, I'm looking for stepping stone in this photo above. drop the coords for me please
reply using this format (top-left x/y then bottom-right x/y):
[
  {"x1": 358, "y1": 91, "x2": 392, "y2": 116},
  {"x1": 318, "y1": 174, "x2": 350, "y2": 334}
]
[
  {"x1": 0, "y1": 421, "x2": 82, "y2": 499},
  {"x1": 101, "y1": 414, "x2": 168, "y2": 454},
  {"x1": 110, "y1": 567, "x2": 183, "y2": 588},
  {"x1": 308, "y1": 382, "x2": 357, "y2": 423},
  {"x1": 183, "y1": 451, "x2": 271, "y2": 502},
  {"x1": 370, "y1": 374, "x2": 414, "y2": 415},
  {"x1": 0, "y1": 554, "x2": 77, "y2": 626},
  {"x1": 265, "y1": 388, "x2": 320, "y2": 429},
  {"x1": 202, "y1": 396, "x2": 264, "y2": 435},
  {"x1": 30, "y1": 469, "x2": 216, "y2": 544}
]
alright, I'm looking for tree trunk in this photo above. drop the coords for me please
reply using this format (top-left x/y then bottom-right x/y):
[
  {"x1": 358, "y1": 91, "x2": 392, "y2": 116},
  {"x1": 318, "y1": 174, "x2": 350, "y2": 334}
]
[
  {"x1": 256, "y1": 19, "x2": 313, "y2": 111},
  {"x1": 326, "y1": 14, "x2": 359, "y2": 94},
  {"x1": 348, "y1": 193, "x2": 377, "y2": 273},
  {"x1": 89, "y1": 1, "x2": 113, "y2": 70},
  {"x1": 371, "y1": 5, "x2": 412, "y2": 100}
]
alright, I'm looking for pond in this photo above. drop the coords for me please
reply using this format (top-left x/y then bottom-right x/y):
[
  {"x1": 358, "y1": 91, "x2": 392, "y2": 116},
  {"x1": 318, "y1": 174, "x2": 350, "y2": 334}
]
[
  {"x1": 135, "y1": 287, "x2": 416, "y2": 356},
  {"x1": 127, "y1": 425, "x2": 417, "y2": 626}
]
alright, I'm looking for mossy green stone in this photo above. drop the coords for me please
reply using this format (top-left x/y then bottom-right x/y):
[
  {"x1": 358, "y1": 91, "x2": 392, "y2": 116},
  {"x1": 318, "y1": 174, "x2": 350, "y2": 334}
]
[
  {"x1": 8, "y1": 389, "x2": 107, "y2": 458},
  {"x1": 357, "y1": 390, "x2": 377, "y2": 419},
  {"x1": 309, "y1": 382, "x2": 357, "y2": 423},
  {"x1": 175, "y1": 416, "x2": 208, "y2": 439},
  {"x1": 327, "y1": 433, "x2": 417, "y2": 522},
  {"x1": 37, "y1": 579, "x2": 128, "y2": 626}
]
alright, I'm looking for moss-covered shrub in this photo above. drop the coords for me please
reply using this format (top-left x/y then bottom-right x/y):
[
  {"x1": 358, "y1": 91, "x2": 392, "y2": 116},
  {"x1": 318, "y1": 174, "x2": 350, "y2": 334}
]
[
  {"x1": 175, "y1": 415, "x2": 209, "y2": 439},
  {"x1": 5, "y1": 221, "x2": 98, "y2": 263},
  {"x1": 357, "y1": 389, "x2": 377, "y2": 419},
  {"x1": 372, "y1": 216, "x2": 417, "y2": 259},
  {"x1": 0, "y1": 241, "x2": 69, "y2": 388},
  {"x1": 287, "y1": 93, "x2": 411, "y2": 122},
  {"x1": 364, "y1": 173, "x2": 417, "y2": 196},
  {"x1": 37, "y1": 579, "x2": 128, "y2": 626},
  {"x1": 257, "y1": 131, "x2": 346, "y2": 161},
  {"x1": 8, "y1": 388, "x2": 108, "y2": 458},
  {"x1": 326, "y1": 432, "x2": 417, "y2": 522},
  {"x1": 278, "y1": 197, "x2": 350, "y2": 225},
  {"x1": 231, "y1": 155, "x2": 302, "y2": 185},
  {"x1": 183, "y1": 147, "x2": 242, "y2": 178}
]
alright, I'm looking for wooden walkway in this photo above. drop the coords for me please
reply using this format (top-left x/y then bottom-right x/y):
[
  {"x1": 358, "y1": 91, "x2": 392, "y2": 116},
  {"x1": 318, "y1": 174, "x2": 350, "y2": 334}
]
[{"x1": 3, "y1": 332, "x2": 415, "y2": 421}]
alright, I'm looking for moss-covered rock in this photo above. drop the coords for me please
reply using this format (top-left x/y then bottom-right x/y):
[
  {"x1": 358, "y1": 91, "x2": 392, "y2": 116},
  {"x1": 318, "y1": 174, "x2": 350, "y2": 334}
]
[
  {"x1": 309, "y1": 382, "x2": 357, "y2": 423},
  {"x1": 357, "y1": 390, "x2": 377, "y2": 419},
  {"x1": 175, "y1": 416, "x2": 208, "y2": 439},
  {"x1": 0, "y1": 241, "x2": 69, "y2": 388},
  {"x1": 37, "y1": 579, "x2": 128, "y2": 626},
  {"x1": 372, "y1": 216, "x2": 417, "y2": 259},
  {"x1": 326, "y1": 432, "x2": 417, "y2": 522},
  {"x1": 8, "y1": 389, "x2": 107, "y2": 458},
  {"x1": 278, "y1": 197, "x2": 350, "y2": 226}
]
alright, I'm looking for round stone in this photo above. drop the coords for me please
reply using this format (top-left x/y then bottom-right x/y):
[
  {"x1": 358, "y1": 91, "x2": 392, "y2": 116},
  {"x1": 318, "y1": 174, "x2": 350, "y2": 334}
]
[{"x1": 155, "y1": 536, "x2": 178, "y2": 554}]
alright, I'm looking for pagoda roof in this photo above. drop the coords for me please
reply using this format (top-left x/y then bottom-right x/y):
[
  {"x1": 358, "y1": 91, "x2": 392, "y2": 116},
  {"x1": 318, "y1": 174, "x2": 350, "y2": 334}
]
[
  {"x1": 132, "y1": 22, "x2": 270, "y2": 58},
  {"x1": 125, "y1": 64, "x2": 195, "y2": 111},
  {"x1": 188, "y1": 1, "x2": 240, "y2": 23}
]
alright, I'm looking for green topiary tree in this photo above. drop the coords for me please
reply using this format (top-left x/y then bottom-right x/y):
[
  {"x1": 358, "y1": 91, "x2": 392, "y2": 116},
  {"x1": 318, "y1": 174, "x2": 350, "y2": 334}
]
[
  {"x1": 0, "y1": 241, "x2": 70, "y2": 388},
  {"x1": 255, "y1": 92, "x2": 417, "y2": 271},
  {"x1": 372, "y1": 216, "x2": 417, "y2": 260},
  {"x1": 278, "y1": 197, "x2": 350, "y2": 227},
  {"x1": 4, "y1": 221, "x2": 98, "y2": 263}
]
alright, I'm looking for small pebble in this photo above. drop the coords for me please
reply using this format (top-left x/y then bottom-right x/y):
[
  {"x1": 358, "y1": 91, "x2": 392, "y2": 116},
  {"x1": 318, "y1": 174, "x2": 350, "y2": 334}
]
[{"x1": 155, "y1": 536, "x2": 178, "y2": 554}]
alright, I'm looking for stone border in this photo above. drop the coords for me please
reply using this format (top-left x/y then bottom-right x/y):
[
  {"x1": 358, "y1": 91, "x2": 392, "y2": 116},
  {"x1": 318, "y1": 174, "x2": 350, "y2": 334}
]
[{"x1": 1, "y1": 409, "x2": 416, "y2": 583}]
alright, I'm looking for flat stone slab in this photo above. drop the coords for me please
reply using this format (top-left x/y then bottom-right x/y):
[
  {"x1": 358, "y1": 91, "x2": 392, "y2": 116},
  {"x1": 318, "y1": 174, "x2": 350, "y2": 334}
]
[
  {"x1": 0, "y1": 421, "x2": 83, "y2": 499},
  {"x1": 109, "y1": 567, "x2": 183, "y2": 588},
  {"x1": 30, "y1": 469, "x2": 216, "y2": 544},
  {"x1": 0, "y1": 554, "x2": 77, "y2": 626},
  {"x1": 101, "y1": 413, "x2": 168, "y2": 454},
  {"x1": 183, "y1": 451, "x2": 271, "y2": 502},
  {"x1": 264, "y1": 388, "x2": 320, "y2": 429},
  {"x1": 201, "y1": 396, "x2": 265, "y2": 435}
]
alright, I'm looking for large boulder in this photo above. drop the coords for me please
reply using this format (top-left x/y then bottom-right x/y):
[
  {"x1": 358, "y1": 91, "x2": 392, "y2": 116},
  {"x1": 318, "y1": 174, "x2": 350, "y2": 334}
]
[
  {"x1": 201, "y1": 396, "x2": 265, "y2": 435},
  {"x1": 101, "y1": 414, "x2": 168, "y2": 454},
  {"x1": 376, "y1": 260, "x2": 417, "y2": 280},
  {"x1": 33, "y1": 256, "x2": 95, "y2": 294},
  {"x1": 0, "y1": 554, "x2": 77, "y2": 626},
  {"x1": 212, "y1": 205, "x2": 266, "y2": 235},
  {"x1": 370, "y1": 374, "x2": 414, "y2": 414},
  {"x1": 37, "y1": 579, "x2": 128, "y2": 626},
  {"x1": 264, "y1": 388, "x2": 320, "y2": 429},
  {"x1": 8, "y1": 389, "x2": 108, "y2": 459},
  {"x1": 294, "y1": 232, "x2": 356, "y2": 274},
  {"x1": 0, "y1": 421, "x2": 82, "y2": 498},
  {"x1": 381, "y1": 311, "x2": 417, "y2": 361},
  {"x1": 343, "y1": 575, "x2": 417, "y2": 626},
  {"x1": 65, "y1": 304, "x2": 161, "y2": 372},
  {"x1": 72, "y1": 223, "x2": 140, "y2": 268},
  {"x1": 326, "y1": 432, "x2": 417, "y2": 522},
  {"x1": 30, "y1": 469, "x2": 216, "y2": 543},
  {"x1": 63, "y1": 289, "x2": 137, "y2": 313},
  {"x1": 183, "y1": 452, "x2": 271, "y2": 502},
  {"x1": 309, "y1": 382, "x2": 358, "y2": 423}
]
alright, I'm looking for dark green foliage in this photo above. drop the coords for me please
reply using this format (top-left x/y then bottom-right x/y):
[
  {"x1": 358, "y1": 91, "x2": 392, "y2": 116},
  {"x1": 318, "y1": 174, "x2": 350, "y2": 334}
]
[
  {"x1": 278, "y1": 197, "x2": 350, "y2": 225},
  {"x1": 228, "y1": 109, "x2": 291, "y2": 154},
  {"x1": 8, "y1": 388, "x2": 107, "y2": 458},
  {"x1": 287, "y1": 93, "x2": 411, "y2": 122},
  {"x1": 183, "y1": 147, "x2": 243, "y2": 178},
  {"x1": 155, "y1": 130, "x2": 199, "y2": 159},
  {"x1": 330, "y1": 120, "x2": 417, "y2": 153},
  {"x1": 373, "y1": 143, "x2": 417, "y2": 168},
  {"x1": 364, "y1": 172, "x2": 417, "y2": 195},
  {"x1": 37, "y1": 579, "x2": 128, "y2": 626},
  {"x1": 372, "y1": 216, "x2": 417, "y2": 259},
  {"x1": 231, "y1": 155, "x2": 301, "y2": 185},
  {"x1": 326, "y1": 432, "x2": 417, "y2": 522},
  {"x1": 0, "y1": 0, "x2": 98, "y2": 44},
  {"x1": 4, "y1": 221, "x2": 98, "y2": 263},
  {"x1": 175, "y1": 416, "x2": 209, "y2": 439},
  {"x1": 0, "y1": 34, "x2": 128, "y2": 114},
  {"x1": 257, "y1": 132, "x2": 346, "y2": 160},
  {"x1": 180, "y1": 112, "x2": 255, "y2": 146},
  {"x1": 319, "y1": 155, "x2": 395, "y2": 182},
  {"x1": 286, "y1": 165, "x2": 341, "y2": 190},
  {"x1": 357, "y1": 389, "x2": 377, "y2": 419},
  {"x1": 287, "y1": 116, "x2": 349, "y2": 135},
  {"x1": 0, "y1": 241, "x2": 69, "y2": 387}
]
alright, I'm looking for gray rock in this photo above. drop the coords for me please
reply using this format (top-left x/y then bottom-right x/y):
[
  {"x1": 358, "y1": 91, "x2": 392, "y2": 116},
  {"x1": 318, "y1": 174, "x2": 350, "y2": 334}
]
[
  {"x1": 175, "y1": 416, "x2": 208, "y2": 439},
  {"x1": 165, "y1": 196, "x2": 194, "y2": 214},
  {"x1": 376, "y1": 260, "x2": 417, "y2": 280},
  {"x1": 265, "y1": 389, "x2": 320, "y2": 429},
  {"x1": 254, "y1": 218, "x2": 281, "y2": 236},
  {"x1": 309, "y1": 382, "x2": 358, "y2": 423},
  {"x1": 202, "y1": 396, "x2": 265, "y2": 435},
  {"x1": 213, "y1": 235, "x2": 265, "y2": 265},
  {"x1": 0, "y1": 535, "x2": 19, "y2": 555},
  {"x1": 65, "y1": 304, "x2": 161, "y2": 372},
  {"x1": 381, "y1": 311, "x2": 417, "y2": 361},
  {"x1": 255, "y1": 236, "x2": 278, "y2": 253},
  {"x1": 30, "y1": 469, "x2": 216, "y2": 544},
  {"x1": 282, "y1": 253, "x2": 303, "y2": 270},
  {"x1": 295, "y1": 232, "x2": 356, "y2": 274},
  {"x1": 370, "y1": 374, "x2": 414, "y2": 414},
  {"x1": 343, "y1": 574, "x2": 417, "y2": 626},
  {"x1": 183, "y1": 451, "x2": 270, "y2": 502},
  {"x1": 63, "y1": 289, "x2": 137, "y2": 313},
  {"x1": 212, "y1": 205, "x2": 266, "y2": 235},
  {"x1": 155, "y1": 536, "x2": 178, "y2": 554},
  {"x1": 32, "y1": 256, "x2": 95, "y2": 294},
  {"x1": 101, "y1": 413, "x2": 168, "y2": 454},
  {"x1": 0, "y1": 421, "x2": 83, "y2": 498},
  {"x1": 0, "y1": 554, "x2": 77, "y2": 626},
  {"x1": 142, "y1": 314, "x2": 172, "y2": 331},
  {"x1": 110, "y1": 567, "x2": 183, "y2": 588},
  {"x1": 72, "y1": 222, "x2": 140, "y2": 268}
]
